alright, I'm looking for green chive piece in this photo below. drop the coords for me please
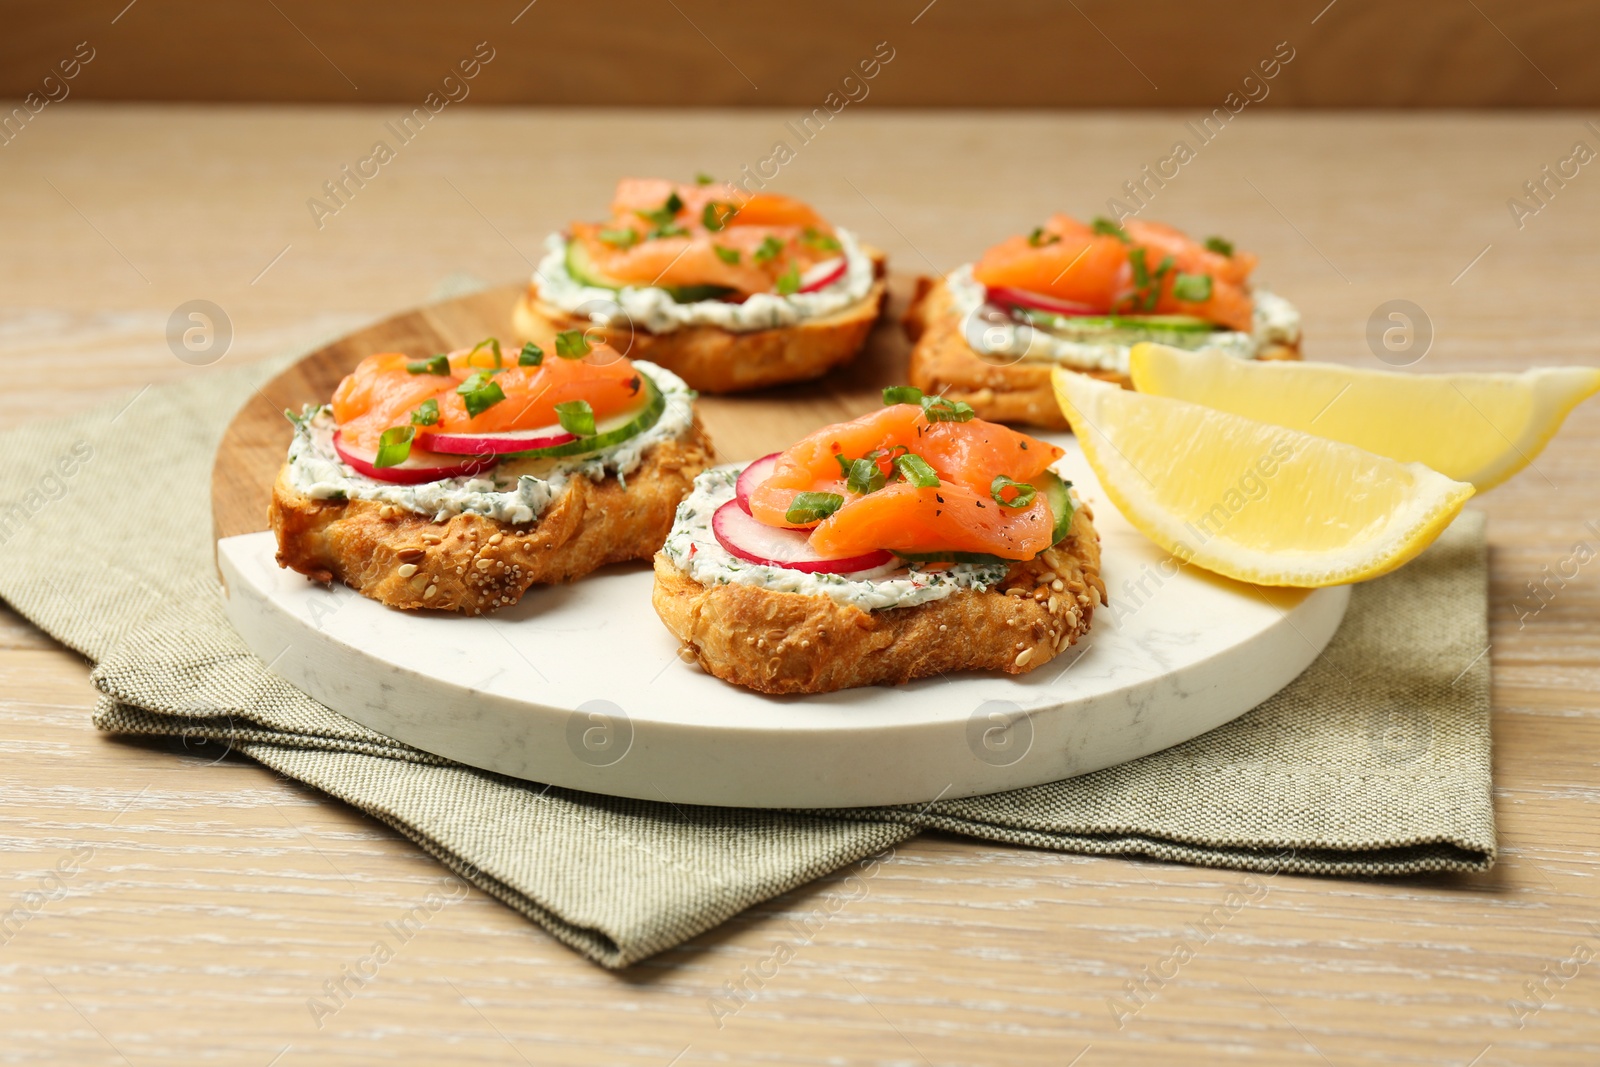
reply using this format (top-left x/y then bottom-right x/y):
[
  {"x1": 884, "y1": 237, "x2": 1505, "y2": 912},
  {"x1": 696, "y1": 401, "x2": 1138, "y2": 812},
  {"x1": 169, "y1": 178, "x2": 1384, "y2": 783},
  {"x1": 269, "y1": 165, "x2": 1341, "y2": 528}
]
[
  {"x1": 846, "y1": 456, "x2": 887, "y2": 496},
  {"x1": 695, "y1": 172, "x2": 715, "y2": 185},
  {"x1": 894, "y1": 452, "x2": 940, "y2": 488},
  {"x1": 753, "y1": 235, "x2": 784, "y2": 264},
  {"x1": 1204, "y1": 236, "x2": 1235, "y2": 256},
  {"x1": 466, "y1": 337, "x2": 503, "y2": 369},
  {"x1": 1027, "y1": 226, "x2": 1061, "y2": 248},
  {"x1": 1172, "y1": 272, "x2": 1213, "y2": 302},
  {"x1": 785, "y1": 491, "x2": 844, "y2": 525},
  {"x1": 555, "y1": 330, "x2": 592, "y2": 359},
  {"x1": 374, "y1": 425, "x2": 415, "y2": 468},
  {"x1": 410, "y1": 398, "x2": 440, "y2": 426},
  {"x1": 712, "y1": 244, "x2": 740, "y2": 265},
  {"x1": 920, "y1": 395, "x2": 976, "y2": 423},
  {"x1": 518, "y1": 342, "x2": 544, "y2": 367},
  {"x1": 775, "y1": 264, "x2": 801, "y2": 295},
  {"x1": 801, "y1": 227, "x2": 841, "y2": 252},
  {"x1": 1091, "y1": 217, "x2": 1130, "y2": 242},
  {"x1": 882, "y1": 385, "x2": 924, "y2": 406},
  {"x1": 991, "y1": 474, "x2": 1036, "y2": 509},
  {"x1": 832, "y1": 452, "x2": 853, "y2": 478},
  {"x1": 702, "y1": 201, "x2": 737, "y2": 231},
  {"x1": 554, "y1": 399, "x2": 596, "y2": 437},
  {"x1": 651, "y1": 222, "x2": 689, "y2": 239},
  {"x1": 456, "y1": 372, "x2": 506, "y2": 418},
  {"x1": 598, "y1": 226, "x2": 639, "y2": 248},
  {"x1": 406, "y1": 353, "x2": 451, "y2": 375},
  {"x1": 637, "y1": 192, "x2": 684, "y2": 228}
]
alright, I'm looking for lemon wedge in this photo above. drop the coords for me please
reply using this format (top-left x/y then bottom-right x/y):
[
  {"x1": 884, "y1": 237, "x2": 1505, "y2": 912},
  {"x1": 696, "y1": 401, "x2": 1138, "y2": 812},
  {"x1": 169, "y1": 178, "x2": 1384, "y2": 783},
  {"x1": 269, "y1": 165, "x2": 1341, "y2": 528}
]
[
  {"x1": 1051, "y1": 367, "x2": 1476, "y2": 587},
  {"x1": 1128, "y1": 344, "x2": 1600, "y2": 491}
]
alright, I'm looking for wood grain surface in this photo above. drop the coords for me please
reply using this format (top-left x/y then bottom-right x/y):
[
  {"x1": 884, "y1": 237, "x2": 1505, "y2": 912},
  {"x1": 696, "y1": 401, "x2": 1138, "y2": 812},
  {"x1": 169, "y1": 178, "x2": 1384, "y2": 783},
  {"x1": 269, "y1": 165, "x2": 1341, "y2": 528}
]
[{"x1": 4, "y1": 105, "x2": 1600, "y2": 1066}]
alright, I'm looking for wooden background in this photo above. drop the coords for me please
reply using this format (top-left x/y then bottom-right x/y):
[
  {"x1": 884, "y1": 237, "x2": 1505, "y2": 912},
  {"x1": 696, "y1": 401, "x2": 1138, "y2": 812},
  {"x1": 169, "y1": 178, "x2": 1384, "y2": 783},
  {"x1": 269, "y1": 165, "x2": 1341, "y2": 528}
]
[
  {"x1": 0, "y1": 0, "x2": 1589, "y2": 108},
  {"x1": 4, "y1": 103, "x2": 1600, "y2": 1062}
]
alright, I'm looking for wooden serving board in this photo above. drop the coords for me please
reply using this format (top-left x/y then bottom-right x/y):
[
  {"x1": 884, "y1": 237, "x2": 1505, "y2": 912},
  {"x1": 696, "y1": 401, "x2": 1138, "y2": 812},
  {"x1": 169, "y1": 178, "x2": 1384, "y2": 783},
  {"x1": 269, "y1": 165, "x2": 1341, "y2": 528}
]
[{"x1": 211, "y1": 279, "x2": 916, "y2": 541}]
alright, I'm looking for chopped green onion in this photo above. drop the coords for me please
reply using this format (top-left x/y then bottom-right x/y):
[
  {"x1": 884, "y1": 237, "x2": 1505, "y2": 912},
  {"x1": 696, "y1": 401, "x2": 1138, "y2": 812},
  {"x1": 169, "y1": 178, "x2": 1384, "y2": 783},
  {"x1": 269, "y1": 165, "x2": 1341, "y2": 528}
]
[
  {"x1": 775, "y1": 264, "x2": 801, "y2": 295},
  {"x1": 651, "y1": 222, "x2": 689, "y2": 239},
  {"x1": 846, "y1": 456, "x2": 887, "y2": 496},
  {"x1": 554, "y1": 399, "x2": 595, "y2": 436},
  {"x1": 637, "y1": 192, "x2": 684, "y2": 228},
  {"x1": 410, "y1": 398, "x2": 440, "y2": 426},
  {"x1": 466, "y1": 337, "x2": 503, "y2": 369},
  {"x1": 801, "y1": 227, "x2": 841, "y2": 252},
  {"x1": 702, "y1": 201, "x2": 737, "y2": 231},
  {"x1": 1092, "y1": 217, "x2": 1130, "y2": 242},
  {"x1": 1204, "y1": 236, "x2": 1235, "y2": 256},
  {"x1": 518, "y1": 342, "x2": 544, "y2": 367},
  {"x1": 695, "y1": 172, "x2": 715, "y2": 185},
  {"x1": 1027, "y1": 226, "x2": 1060, "y2": 248},
  {"x1": 374, "y1": 425, "x2": 415, "y2": 468},
  {"x1": 894, "y1": 452, "x2": 940, "y2": 488},
  {"x1": 598, "y1": 226, "x2": 639, "y2": 248},
  {"x1": 712, "y1": 244, "x2": 740, "y2": 265},
  {"x1": 555, "y1": 330, "x2": 591, "y2": 359},
  {"x1": 991, "y1": 474, "x2": 1036, "y2": 509},
  {"x1": 456, "y1": 371, "x2": 506, "y2": 418},
  {"x1": 1172, "y1": 272, "x2": 1213, "y2": 302},
  {"x1": 882, "y1": 385, "x2": 924, "y2": 406},
  {"x1": 785, "y1": 491, "x2": 844, "y2": 525},
  {"x1": 920, "y1": 395, "x2": 976, "y2": 423},
  {"x1": 753, "y1": 235, "x2": 784, "y2": 264},
  {"x1": 407, "y1": 354, "x2": 451, "y2": 375},
  {"x1": 832, "y1": 452, "x2": 853, "y2": 478}
]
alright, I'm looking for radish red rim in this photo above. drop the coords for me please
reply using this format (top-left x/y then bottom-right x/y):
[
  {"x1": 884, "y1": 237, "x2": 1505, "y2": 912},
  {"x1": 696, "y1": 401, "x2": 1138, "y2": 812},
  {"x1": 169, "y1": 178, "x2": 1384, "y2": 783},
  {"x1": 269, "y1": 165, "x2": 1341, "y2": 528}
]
[
  {"x1": 798, "y1": 257, "x2": 847, "y2": 293},
  {"x1": 332, "y1": 430, "x2": 495, "y2": 485},
  {"x1": 711, "y1": 500, "x2": 893, "y2": 574}
]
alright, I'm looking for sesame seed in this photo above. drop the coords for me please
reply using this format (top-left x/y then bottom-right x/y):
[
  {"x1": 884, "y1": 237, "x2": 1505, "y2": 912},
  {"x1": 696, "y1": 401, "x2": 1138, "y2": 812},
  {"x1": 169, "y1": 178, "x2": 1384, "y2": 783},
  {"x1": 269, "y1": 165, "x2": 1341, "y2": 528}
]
[
  {"x1": 423, "y1": 584, "x2": 437, "y2": 599},
  {"x1": 398, "y1": 547, "x2": 425, "y2": 563},
  {"x1": 475, "y1": 559, "x2": 491, "y2": 571},
  {"x1": 1015, "y1": 648, "x2": 1034, "y2": 667},
  {"x1": 489, "y1": 532, "x2": 504, "y2": 545},
  {"x1": 397, "y1": 563, "x2": 418, "y2": 578}
]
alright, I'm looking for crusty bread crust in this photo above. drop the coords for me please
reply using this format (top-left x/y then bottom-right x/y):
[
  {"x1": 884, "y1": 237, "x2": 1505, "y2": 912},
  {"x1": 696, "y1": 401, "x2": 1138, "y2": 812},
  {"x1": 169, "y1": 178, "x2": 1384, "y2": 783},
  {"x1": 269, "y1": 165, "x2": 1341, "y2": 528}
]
[
  {"x1": 512, "y1": 249, "x2": 888, "y2": 394},
  {"x1": 652, "y1": 502, "x2": 1105, "y2": 694},
  {"x1": 271, "y1": 425, "x2": 714, "y2": 615},
  {"x1": 904, "y1": 275, "x2": 1301, "y2": 431}
]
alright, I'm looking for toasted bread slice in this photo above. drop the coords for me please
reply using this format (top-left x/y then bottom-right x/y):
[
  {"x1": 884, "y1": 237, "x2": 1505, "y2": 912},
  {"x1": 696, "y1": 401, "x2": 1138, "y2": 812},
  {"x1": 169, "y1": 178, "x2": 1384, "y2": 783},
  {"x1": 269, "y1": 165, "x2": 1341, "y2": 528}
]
[
  {"x1": 512, "y1": 249, "x2": 888, "y2": 395},
  {"x1": 653, "y1": 502, "x2": 1104, "y2": 694},
  {"x1": 271, "y1": 426, "x2": 713, "y2": 615},
  {"x1": 904, "y1": 276, "x2": 1301, "y2": 431}
]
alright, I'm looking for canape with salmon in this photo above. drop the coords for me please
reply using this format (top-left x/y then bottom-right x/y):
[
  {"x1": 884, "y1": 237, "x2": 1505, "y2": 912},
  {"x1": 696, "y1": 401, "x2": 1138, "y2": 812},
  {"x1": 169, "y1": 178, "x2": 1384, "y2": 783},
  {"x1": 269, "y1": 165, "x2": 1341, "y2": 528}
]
[
  {"x1": 653, "y1": 387, "x2": 1104, "y2": 694},
  {"x1": 272, "y1": 336, "x2": 713, "y2": 615},
  {"x1": 514, "y1": 177, "x2": 888, "y2": 394},
  {"x1": 905, "y1": 215, "x2": 1302, "y2": 428}
]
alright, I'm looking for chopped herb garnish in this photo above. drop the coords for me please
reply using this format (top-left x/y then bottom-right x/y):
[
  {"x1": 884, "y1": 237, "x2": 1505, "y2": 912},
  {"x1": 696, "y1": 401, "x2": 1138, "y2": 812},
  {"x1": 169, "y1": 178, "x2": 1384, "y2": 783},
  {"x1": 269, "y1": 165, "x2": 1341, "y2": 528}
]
[
  {"x1": 1027, "y1": 226, "x2": 1061, "y2": 248},
  {"x1": 695, "y1": 172, "x2": 715, "y2": 185},
  {"x1": 466, "y1": 337, "x2": 503, "y2": 369},
  {"x1": 883, "y1": 385, "x2": 924, "y2": 406},
  {"x1": 555, "y1": 330, "x2": 591, "y2": 359},
  {"x1": 598, "y1": 226, "x2": 639, "y2": 248},
  {"x1": 650, "y1": 222, "x2": 689, "y2": 239},
  {"x1": 801, "y1": 227, "x2": 841, "y2": 252},
  {"x1": 410, "y1": 398, "x2": 440, "y2": 426},
  {"x1": 712, "y1": 244, "x2": 740, "y2": 265},
  {"x1": 1171, "y1": 272, "x2": 1213, "y2": 303},
  {"x1": 753, "y1": 235, "x2": 784, "y2": 264},
  {"x1": 785, "y1": 491, "x2": 844, "y2": 525},
  {"x1": 1126, "y1": 248, "x2": 1176, "y2": 312},
  {"x1": 991, "y1": 474, "x2": 1036, "y2": 509},
  {"x1": 407, "y1": 354, "x2": 451, "y2": 375},
  {"x1": 518, "y1": 342, "x2": 544, "y2": 367},
  {"x1": 1204, "y1": 236, "x2": 1235, "y2": 256},
  {"x1": 455, "y1": 371, "x2": 506, "y2": 418},
  {"x1": 283, "y1": 406, "x2": 312, "y2": 429},
  {"x1": 894, "y1": 452, "x2": 940, "y2": 488},
  {"x1": 920, "y1": 395, "x2": 976, "y2": 423},
  {"x1": 374, "y1": 425, "x2": 415, "y2": 469},
  {"x1": 775, "y1": 263, "x2": 801, "y2": 295},
  {"x1": 554, "y1": 399, "x2": 595, "y2": 437},
  {"x1": 832, "y1": 452, "x2": 854, "y2": 478},
  {"x1": 847, "y1": 456, "x2": 888, "y2": 496},
  {"x1": 636, "y1": 191, "x2": 684, "y2": 228},
  {"x1": 702, "y1": 201, "x2": 737, "y2": 231},
  {"x1": 1092, "y1": 216, "x2": 1130, "y2": 242}
]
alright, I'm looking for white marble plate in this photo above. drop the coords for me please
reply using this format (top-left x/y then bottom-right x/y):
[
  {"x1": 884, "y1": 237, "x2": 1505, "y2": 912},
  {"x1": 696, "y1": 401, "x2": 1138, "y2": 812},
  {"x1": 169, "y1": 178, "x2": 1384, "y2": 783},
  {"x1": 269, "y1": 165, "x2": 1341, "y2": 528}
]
[{"x1": 219, "y1": 438, "x2": 1349, "y2": 808}]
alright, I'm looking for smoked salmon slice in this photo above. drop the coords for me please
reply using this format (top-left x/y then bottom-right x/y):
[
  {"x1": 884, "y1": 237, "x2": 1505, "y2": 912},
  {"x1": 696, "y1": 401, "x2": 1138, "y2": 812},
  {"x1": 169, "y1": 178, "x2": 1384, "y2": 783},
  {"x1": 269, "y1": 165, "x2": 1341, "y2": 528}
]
[{"x1": 747, "y1": 402, "x2": 1065, "y2": 561}]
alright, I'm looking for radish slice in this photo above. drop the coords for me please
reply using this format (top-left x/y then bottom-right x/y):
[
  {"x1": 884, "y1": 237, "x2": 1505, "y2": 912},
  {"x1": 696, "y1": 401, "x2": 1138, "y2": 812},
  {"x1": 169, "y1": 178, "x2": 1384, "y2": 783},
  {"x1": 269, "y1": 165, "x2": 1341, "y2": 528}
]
[
  {"x1": 797, "y1": 257, "x2": 847, "y2": 293},
  {"x1": 711, "y1": 500, "x2": 893, "y2": 574},
  {"x1": 416, "y1": 425, "x2": 577, "y2": 456},
  {"x1": 332, "y1": 430, "x2": 495, "y2": 485},
  {"x1": 985, "y1": 286, "x2": 1103, "y2": 317},
  {"x1": 734, "y1": 452, "x2": 782, "y2": 515}
]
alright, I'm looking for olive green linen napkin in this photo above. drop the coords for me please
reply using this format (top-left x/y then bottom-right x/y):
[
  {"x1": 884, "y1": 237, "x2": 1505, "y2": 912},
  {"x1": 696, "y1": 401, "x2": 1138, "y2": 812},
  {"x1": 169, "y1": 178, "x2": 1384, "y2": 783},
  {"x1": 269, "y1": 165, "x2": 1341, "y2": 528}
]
[{"x1": 0, "y1": 358, "x2": 1495, "y2": 968}]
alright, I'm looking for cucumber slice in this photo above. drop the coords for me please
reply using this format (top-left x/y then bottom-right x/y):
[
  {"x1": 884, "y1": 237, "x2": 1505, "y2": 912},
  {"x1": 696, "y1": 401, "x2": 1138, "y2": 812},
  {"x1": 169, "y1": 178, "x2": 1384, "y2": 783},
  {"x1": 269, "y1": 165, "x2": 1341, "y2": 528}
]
[
  {"x1": 505, "y1": 373, "x2": 666, "y2": 459},
  {"x1": 1018, "y1": 309, "x2": 1216, "y2": 334},
  {"x1": 1113, "y1": 314, "x2": 1214, "y2": 329},
  {"x1": 891, "y1": 470, "x2": 1075, "y2": 566},
  {"x1": 566, "y1": 239, "x2": 736, "y2": 304}
]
